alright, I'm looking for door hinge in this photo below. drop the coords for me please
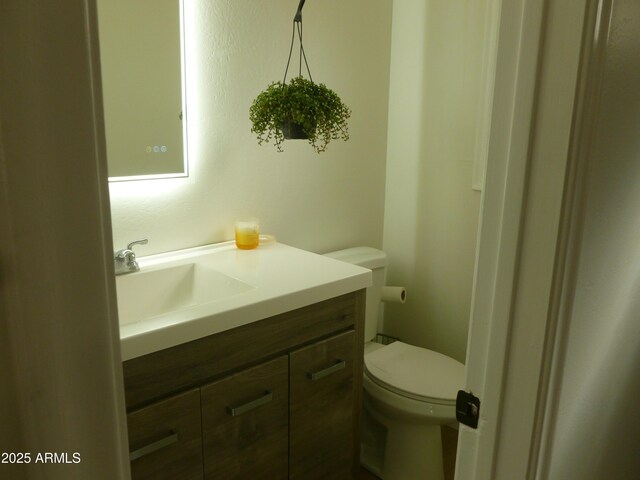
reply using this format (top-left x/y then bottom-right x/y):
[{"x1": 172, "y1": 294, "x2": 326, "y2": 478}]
[{"x1": 456, "y1": 390, "x2": 480, "y2": 429}]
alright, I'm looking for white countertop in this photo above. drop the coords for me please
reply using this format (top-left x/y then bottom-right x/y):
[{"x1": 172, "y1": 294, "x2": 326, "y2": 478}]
[{"x1": 118, "y1": 241, "x2": 371, "y2": 361}]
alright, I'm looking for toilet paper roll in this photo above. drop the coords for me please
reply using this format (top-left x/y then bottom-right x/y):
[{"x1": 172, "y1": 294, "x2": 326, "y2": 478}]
[{"x1": 381, "y1": 286, "x2": 406, "y2": 304}]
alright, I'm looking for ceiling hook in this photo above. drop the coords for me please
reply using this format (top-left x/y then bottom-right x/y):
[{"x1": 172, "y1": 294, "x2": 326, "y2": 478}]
[{"x1": 294, "y1": 0, "x2": 306, "y2": 23}]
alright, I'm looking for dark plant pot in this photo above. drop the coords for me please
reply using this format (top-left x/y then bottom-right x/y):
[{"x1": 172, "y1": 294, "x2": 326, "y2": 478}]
[{"x1": 280, "y1": 121, "x2": 308, "y2": 139}]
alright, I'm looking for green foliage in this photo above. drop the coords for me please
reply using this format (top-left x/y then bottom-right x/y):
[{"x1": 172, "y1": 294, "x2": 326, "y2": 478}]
[{"x1": 249, "y1": 76, "x2": 351, "y2": 154}]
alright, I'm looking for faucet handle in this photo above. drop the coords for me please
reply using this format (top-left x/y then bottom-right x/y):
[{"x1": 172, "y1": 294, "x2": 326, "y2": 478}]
[
  {"x1": 127, "y1": 239, "x2": 148, "y2": 250},
  {"x1": 114, "y1": 239, "x2": 148, "y2": 275}
]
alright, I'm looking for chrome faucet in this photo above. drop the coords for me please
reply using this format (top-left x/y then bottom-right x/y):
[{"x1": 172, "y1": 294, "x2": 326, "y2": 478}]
[{"x1": 114, "y1": 239, "x2": 148, "y2": 275}]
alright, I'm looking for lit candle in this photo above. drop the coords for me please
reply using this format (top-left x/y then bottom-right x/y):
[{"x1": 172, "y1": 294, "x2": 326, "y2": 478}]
[{"x1": 235, "y1": 218, "x2": 259, "y2": 250}]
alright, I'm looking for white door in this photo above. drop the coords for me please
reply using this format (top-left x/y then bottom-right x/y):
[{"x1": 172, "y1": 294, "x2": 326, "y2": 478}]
[{"x1": 454, "y1": 0, "x2": 607, "y2": 478}]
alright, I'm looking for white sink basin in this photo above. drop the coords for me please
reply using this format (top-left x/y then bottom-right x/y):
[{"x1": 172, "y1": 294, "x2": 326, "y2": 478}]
[
  {"x1": 117, "y1": 241, "x2": 371, "y2": 361},
  {"x1": 116, "y1": 263, "x2": 255, "y2": 326}
]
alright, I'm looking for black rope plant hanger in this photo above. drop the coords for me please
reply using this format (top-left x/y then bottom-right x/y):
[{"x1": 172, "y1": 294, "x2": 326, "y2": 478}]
[
  {"x1": 281, "y1": 0, "x2": 313, "y2": 138},
  {"x1": 249, "y1": 0, "x2": 351, "y2": 154}
]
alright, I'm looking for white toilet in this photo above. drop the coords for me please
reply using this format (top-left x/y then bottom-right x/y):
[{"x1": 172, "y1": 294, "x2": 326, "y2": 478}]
[{"x1": 325, "y1": 247, "x2": 465, "y2": 480}]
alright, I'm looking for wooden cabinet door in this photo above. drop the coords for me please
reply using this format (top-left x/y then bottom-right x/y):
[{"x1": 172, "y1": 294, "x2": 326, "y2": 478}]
[
  {"x1": 201, "y1": 355, "x2": 289, "y2": 480},
  {"x1": 127, "y1": 388, "x2": 203, "y2": 480},
  {"x1": 289, "y1": 330, "x2": 357, "y2": 480}
]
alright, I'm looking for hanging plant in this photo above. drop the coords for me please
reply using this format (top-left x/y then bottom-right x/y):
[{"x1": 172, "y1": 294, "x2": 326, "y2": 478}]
[
  {"x1": 250, "y1": 76, "x2": 350, "y2": 154},
  {"x1": 249, "y1": 0, "x2": 351, "y2": 154}
]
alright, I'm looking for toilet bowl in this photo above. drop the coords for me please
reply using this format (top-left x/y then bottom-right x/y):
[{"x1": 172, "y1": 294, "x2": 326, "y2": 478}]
[
  {"x1": 324, "y1": 247, "x2": 465, "y2": 480},
  {"x1": 362, "y1": 340, "x2": 464, "y2": 479}
]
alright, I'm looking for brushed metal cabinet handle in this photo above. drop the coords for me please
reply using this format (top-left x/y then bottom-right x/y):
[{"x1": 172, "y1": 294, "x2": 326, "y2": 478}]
[
  {"x1": 130, "y1": 431, "x2": 178, "y2": 462},
  {"x1": 307, "y1": 359, "x2": 346, "y2": 381},
  {"x1": 227, "y1": 390, "x2": 273, "y2": 417}
]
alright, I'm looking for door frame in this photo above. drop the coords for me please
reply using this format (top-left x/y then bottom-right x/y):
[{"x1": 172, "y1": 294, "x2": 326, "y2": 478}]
[{"x1": 455, "y1": 0, "x2": 601, "y2": 478}]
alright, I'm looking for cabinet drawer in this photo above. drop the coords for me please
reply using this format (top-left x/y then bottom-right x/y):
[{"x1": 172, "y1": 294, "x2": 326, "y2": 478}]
[
  {"x1": 289, "y1": 330, "x2": 357, "y2": 480},
  {"x1": 201, "y1": 355, "x2": 289, "y2": 480},
  {"x1": 124, "y1": 290, "x2": 364, "y2": 410},
  {"x1": 127, "y1": 389, "x2": 203, "y2": 480}
]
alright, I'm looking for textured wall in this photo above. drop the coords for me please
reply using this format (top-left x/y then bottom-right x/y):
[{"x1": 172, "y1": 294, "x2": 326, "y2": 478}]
[
  {"x1": 108, "y1": 0, "x2": 392, "y2": 256},
  {"x1": 382, "y1": 0, "x2": 487, "y2": 362}
]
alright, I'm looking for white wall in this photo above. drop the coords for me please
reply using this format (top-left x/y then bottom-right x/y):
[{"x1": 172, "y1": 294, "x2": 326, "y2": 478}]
[
  {"x1": 382, "y1": 0, "x2": 488, "y2": 362},
  {"x1": 1, "y1": 1, "x2": 129, "y2": 478},
  {"x1": 544, "y1": 0, "x2": 640, "y2": 477},
  {"x1": 108, "y1": 0, "x2": 392, "y2": 256}
]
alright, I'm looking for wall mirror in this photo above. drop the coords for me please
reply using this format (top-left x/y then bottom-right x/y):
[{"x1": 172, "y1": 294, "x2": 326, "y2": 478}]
[{"x1": 97, "y1": 0, "x2": 188, "y2": 181}]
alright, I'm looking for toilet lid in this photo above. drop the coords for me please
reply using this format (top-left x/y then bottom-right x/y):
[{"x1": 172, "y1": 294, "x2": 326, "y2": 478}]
[{"x1": 364, "y1": 342, "x2": 465, "y2": 403}]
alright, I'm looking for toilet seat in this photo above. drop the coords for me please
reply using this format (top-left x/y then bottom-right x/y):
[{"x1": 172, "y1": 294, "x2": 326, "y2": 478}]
[{"x1": 364, "y1": 341, "x2": 464, "y2": 405}]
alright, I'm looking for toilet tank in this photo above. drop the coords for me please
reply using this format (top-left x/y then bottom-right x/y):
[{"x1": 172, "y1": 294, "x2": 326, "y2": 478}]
[{"x1": 324, "y1": 247, "x2": 387, "y2": 342}]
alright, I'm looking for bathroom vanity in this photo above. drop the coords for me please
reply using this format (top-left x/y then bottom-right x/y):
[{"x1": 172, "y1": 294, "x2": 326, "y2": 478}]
[{"x1": 117, "y1": 243, "x2": 371, "y2": 479}]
